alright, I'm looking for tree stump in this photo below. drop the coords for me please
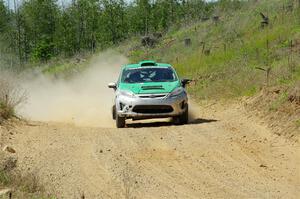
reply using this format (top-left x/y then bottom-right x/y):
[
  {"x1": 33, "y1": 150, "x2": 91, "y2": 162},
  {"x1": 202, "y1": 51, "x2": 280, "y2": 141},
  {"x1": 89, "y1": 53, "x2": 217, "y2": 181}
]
[
  {"x1": 153, "y1": 32, "x2": 162, "y2": 39},
  {"x1": 141, "y1": 36, "x2": 157, "y2": 48},
  {"x1": 204, "y1": 49, "x2": 211, "y2": 56},
  {"x1": 184, "y1": 38, "x2": 191, "y2": 47},
  {"x1": 201, "y1": 17, "x2": 209, "y2": 22},
  {"x1": 212, "y1": 16, "x2": 220, "y2": 24}
]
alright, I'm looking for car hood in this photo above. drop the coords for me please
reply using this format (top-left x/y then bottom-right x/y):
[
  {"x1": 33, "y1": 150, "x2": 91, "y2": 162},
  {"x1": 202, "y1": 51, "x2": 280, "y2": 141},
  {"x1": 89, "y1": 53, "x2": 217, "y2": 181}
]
[{"x1": 119, "y1": 81, "x2": 180, "y2": 94}]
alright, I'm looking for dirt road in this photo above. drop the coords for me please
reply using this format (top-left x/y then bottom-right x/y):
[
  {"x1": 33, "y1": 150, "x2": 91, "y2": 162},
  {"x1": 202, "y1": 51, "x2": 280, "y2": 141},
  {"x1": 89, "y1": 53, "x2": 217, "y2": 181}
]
[{"x1": 4, "y1": 102, "x2": 300, "y2": 198}]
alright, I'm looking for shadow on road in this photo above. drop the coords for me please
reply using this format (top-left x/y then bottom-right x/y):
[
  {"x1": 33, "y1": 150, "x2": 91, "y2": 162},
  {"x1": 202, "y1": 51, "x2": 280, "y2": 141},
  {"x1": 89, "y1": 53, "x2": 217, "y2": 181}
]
[
  {"x1": 189, "y1": 118, "x2": 218, "y2": 124},
  {"x1": 127, "y1": 121, "x2": 172, "y2": 128},
  {"x1": 126, "y1": 118, "x2": 218, "y2": 128}
]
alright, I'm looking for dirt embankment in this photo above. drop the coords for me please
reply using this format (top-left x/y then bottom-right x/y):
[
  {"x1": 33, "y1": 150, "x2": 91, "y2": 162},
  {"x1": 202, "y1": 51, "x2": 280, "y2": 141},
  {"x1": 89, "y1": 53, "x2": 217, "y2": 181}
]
[
  {"x1": 1, "y1": 101, "x2": 299, "y2": 199},
  {"x1": 245, "y1": 85, "x2": 300, "y2": 141}
]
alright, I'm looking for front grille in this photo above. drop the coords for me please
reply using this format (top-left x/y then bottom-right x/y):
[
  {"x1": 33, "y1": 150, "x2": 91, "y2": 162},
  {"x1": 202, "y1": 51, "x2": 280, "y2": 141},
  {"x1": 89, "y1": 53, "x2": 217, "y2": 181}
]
[
  {"x1": 132, "y1": 105, "x2": 173, "y2": 114},
  {"x1": 138, "y1": 94, "x2": 167, "y2": 99}
]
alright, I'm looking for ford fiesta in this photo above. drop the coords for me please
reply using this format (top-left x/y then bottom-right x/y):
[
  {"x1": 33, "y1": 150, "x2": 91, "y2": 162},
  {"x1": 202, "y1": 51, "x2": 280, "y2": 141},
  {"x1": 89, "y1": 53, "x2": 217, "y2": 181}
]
[{"x1": 108, "y1": 60, "x2": 191, "y2": 128}]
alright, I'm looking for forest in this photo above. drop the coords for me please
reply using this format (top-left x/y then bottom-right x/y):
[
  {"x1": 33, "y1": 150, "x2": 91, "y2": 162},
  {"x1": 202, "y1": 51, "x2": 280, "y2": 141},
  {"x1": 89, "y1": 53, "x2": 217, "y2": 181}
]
[{"x1": 0, "y1": 0, "x2": 228, "y2": 67}]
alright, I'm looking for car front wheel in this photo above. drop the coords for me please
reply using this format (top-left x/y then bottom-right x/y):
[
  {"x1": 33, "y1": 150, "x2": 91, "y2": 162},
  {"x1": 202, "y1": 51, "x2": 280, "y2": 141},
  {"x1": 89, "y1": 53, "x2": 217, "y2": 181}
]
[
  {"x1": 116, "y1": 113, "x2": 126, "y2": 128},
  {"x1": 112, "y1": 105, "x2": 116, "y2": 120},
  {"x1": 179, "y1": 105, "x2": 189, "y2": 124}
]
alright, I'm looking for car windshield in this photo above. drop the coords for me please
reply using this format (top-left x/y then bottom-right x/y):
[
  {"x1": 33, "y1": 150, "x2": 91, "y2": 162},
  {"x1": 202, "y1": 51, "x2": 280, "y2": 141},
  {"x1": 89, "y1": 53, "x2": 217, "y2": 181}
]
[{"x1": 121, "y1": 67, "x2": 177, "y2": 83}]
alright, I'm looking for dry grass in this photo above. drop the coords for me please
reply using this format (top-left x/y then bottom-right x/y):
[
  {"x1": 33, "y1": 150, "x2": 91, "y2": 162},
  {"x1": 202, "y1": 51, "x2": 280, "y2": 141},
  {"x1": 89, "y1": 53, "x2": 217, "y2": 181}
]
[
  {"x1": 245, "y1": 84, "x2": 300, "y2": 139},
  {"x1": 0, "y1": 152, "x2": 55, "y2": 199},
  {"x1": 121, "y1": 167, "x2": 138, "y2": 199},
  {"x1": 0, "y1": 73, "x2": 26, "y2": 122}
]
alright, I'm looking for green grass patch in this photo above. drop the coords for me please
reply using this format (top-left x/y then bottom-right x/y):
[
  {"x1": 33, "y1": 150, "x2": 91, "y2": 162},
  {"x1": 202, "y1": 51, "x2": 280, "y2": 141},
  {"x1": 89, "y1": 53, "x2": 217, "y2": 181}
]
[
  {"x1": 0, "y1": 170, "x2": 10, "y2": 186},
  {"x1": 124, "y1": 0, "x2": 300, "y2": 100},
  {"x1": 269, "y1": 91, "x2": 289, "y2": 111},
  {"x1": 296, "y1": 120, "x2": 300, "y2": 127}
]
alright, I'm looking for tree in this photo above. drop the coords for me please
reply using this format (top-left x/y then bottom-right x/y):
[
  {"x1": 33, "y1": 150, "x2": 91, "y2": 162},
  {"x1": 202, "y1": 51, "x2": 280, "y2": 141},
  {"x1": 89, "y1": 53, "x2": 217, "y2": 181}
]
[
  {"x1": 136, "y1": 0, "x2": 151, "y2": 35},
  {"x1": 0, "y1": 0, "x2": 12, "y2": 68},
  {"x1": 0, "y1": 0, "x2": 10, "y2": 34},
  {"x1": 100, "y1": 0, "x2": 127, "y2": 44},
  {"x1": 19, "y1": 0, "x2": 59, "y2": 61}
]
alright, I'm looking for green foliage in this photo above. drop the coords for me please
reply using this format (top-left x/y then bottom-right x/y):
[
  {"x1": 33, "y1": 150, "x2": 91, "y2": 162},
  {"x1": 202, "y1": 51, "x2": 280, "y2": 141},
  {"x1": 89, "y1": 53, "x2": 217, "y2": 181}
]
[
  {"x1": 31, "y1": 40, "x2": 55, "y2": 62},
  {"x1": 18, "y1": 0, "x2": 59, "y2": 62},
  {"x1": 296, "y1": 119, "x2": 300, "y2": 127},
  {"x1": 0, "y1": 0, "x2": 9, "y2": 33},
  {"x1": 0, "y1": 0, "x2": 214, "y2": 66},
  {"x1": 0, "y1": 170, "x2": 10, "y2": 185},
  {"x1": 269, "y1": 91, "x2": 289, "y2": 111},
  {"x1": 126, "y1": 0, "x2": 300, "y2": 99}
]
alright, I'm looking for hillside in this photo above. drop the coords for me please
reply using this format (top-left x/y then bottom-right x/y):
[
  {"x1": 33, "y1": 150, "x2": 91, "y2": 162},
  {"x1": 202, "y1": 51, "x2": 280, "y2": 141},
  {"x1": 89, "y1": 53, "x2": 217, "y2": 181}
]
[
  {"x1": 119, "y1": 0, "x2": 300, "y2": 138},
  {"x1": 1, "y1": 1, "x2": 300, "y2": 198},
  {"x1": 1, "y1": 0, "x2": 298, "y2": 138}
]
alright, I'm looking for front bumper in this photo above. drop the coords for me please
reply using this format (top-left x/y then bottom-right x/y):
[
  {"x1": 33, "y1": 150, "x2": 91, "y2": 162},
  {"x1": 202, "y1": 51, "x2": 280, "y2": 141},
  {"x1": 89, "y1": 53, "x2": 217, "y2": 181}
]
[{"x1": 116, "y1": 92, "x2": 188, "y2": 119}]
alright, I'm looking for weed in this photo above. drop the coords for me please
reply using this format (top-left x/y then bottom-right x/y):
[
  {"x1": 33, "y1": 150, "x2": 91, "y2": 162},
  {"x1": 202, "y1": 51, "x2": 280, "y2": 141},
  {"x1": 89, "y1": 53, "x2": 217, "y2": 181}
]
[
  {"x1": 296, "y1": 120, "x2": 300, "y2": 127},
  {"x1": 0, "y1": 152, "x2": 55, "y2": 199},
  {"x1": 269, "y1": 91, "x2": 289, "y2": 111},
  {"x1": 0, "y1": 168, "x2": 55, "y2": 199},
  {"x1": 0, "y1": 170, "x2": 10, "y2": 186},
  {"x1": 0, "y1": 73, "x2": 26, "y2": 121},
  {"x1": 121, "y1": 165, "x2": 138, "y2": 199}
]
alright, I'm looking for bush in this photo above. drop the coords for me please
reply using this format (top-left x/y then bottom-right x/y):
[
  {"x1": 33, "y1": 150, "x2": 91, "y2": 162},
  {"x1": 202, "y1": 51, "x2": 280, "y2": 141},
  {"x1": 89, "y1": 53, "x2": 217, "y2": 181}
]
[
  {"x1": 31, "y1": 39, "x2": 55, "y2": 62},
  {"x1": 0, "y1": 73, "x2": 26, "y2": 122}
]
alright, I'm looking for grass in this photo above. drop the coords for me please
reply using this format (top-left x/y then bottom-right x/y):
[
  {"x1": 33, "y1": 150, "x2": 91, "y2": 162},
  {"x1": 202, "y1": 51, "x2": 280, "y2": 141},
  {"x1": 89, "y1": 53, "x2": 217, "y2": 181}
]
[
  {"x1": 269, "y1": 91, "x2": 289, "y2": 111},
  {"x1": 121, "y1": 0, "x2": 300, "y2": 100},
  {"x1": 0, "y1": 74, "x2": 27, "y2": 122},
  {"x1": 0, "y1": 103, "x2": 14, "y2": 121},
  {"x1": 20, "y1": 1, "x2": 299, "y2": 102},
  {"x1": 0, "y1": 170, "x2": 10, "y2": 186},
  {"x1": 0, "y1": 155, "x2": 56, "y2": 199},
  {"x1": 296, "y1": 119, "x2": 300, "y2": 127},
  {"x1": 42, "y1": 58, "x2": 87, "y2": 79}
]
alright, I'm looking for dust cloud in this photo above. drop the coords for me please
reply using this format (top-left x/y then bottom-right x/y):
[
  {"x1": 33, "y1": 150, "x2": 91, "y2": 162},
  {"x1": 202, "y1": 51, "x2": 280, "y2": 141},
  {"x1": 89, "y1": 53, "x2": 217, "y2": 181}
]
[{"x1": 19, "y1": 51, "x2": 127, "y2": 127}]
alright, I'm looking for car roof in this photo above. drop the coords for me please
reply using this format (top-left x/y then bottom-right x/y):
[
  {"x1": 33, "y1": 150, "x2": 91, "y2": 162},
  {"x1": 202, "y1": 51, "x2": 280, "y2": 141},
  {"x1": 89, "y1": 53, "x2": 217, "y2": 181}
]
[{"x1": 122, "y1": 60, "x2": 172, "y2": 69}]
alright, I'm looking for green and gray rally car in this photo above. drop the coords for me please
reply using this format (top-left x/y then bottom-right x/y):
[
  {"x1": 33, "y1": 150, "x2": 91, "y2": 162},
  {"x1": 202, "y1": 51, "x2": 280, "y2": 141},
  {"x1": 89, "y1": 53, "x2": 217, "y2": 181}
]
[{"x1": 108, "y1": 60, "x2": 190, "y2": 128}]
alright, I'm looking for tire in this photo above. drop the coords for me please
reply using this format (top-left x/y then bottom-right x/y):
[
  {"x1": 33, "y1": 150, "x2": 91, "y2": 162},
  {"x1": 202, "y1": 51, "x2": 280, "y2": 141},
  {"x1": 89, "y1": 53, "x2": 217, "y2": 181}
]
[
  {"x1": 116, "y1": 114, "x2": 126, "y2": 128},
  {"x1": 179, "y1": 105, "x2": 189, "y2": 124},
  {"x1": 112, "y1": 105, "x2": 116, "y2": 120}
]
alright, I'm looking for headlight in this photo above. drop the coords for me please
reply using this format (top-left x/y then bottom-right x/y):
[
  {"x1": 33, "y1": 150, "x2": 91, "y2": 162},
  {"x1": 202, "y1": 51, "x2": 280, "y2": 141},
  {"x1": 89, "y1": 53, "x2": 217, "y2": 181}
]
[
  {"x1": 169, "y1": 87, "x2": 185, "y2": 97},
  {"x1": 118, "y1": 90, "x2": 136, "y2": 98}
]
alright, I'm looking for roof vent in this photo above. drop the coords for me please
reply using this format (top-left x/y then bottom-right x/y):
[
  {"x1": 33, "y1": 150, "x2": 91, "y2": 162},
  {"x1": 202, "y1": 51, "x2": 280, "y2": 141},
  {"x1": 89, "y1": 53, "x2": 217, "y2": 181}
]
[{"x1": 139, "y1": 60, "x2": 157, "y2": 67}]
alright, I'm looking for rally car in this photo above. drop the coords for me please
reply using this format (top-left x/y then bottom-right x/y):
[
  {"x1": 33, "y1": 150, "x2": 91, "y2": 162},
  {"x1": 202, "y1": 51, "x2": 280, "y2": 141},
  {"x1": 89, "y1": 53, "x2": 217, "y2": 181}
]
[{"x1": 108, "y1": 60, "x2": 190, "y2": 128}]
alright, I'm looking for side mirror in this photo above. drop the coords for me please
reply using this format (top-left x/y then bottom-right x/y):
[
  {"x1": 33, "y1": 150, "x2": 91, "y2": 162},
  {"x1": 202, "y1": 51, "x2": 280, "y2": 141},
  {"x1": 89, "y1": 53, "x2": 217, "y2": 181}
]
[
  {"x1": 181, "y1": 78, "x2": 192, "y2": 88},
  {"x1": 108, "y1": 82, "x2": 117, "y2": 90}
]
